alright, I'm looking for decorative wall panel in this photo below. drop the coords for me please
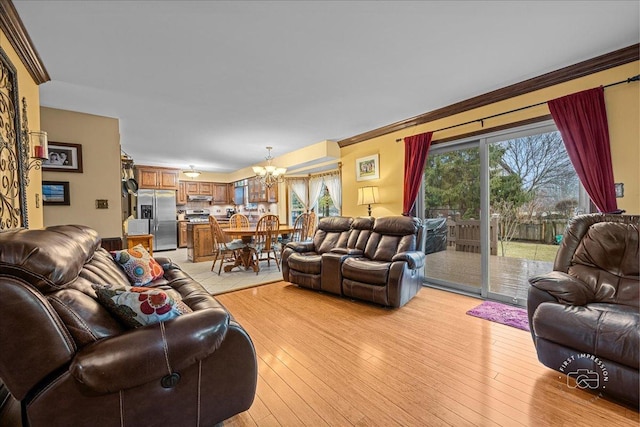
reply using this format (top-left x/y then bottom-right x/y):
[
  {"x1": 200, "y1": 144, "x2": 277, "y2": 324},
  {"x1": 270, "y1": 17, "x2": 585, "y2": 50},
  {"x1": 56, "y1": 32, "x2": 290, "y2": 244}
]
[{"x1": 0, "y1": 46, "x2": 27, "y2": 229}]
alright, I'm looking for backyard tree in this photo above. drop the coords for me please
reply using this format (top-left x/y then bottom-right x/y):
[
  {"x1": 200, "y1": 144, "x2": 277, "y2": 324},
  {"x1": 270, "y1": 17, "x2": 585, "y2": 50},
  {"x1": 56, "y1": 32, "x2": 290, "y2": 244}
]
[
  {"x1": 498, "y1": 132, "x2": 577, "y2": 213},
  {"x1": 490, "y1": 173, "x2": 531, "y2": 255}
]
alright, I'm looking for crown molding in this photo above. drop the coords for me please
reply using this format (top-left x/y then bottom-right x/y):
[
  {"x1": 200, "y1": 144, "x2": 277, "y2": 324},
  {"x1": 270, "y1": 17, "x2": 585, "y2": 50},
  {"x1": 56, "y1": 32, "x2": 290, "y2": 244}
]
[
  {"x1": 0, "y1": 0, "x2": 50, "y2": 84},
  {"x1": 338, "y1": 43, "x2": 639, "y2": 147}
]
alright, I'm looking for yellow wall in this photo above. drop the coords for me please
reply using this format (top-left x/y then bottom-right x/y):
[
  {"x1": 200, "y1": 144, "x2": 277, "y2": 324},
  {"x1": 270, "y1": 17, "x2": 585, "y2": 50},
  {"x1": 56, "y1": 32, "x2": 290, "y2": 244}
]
[
  {"x1": 0, "y1": 29, "x2": 43, "y2": 228},
  {"x1": 341, "y1": 62, "x2": 640, "y2": 217},
  {"x1": 41, "y1": 107, "x2": 122, "y2": 237}
]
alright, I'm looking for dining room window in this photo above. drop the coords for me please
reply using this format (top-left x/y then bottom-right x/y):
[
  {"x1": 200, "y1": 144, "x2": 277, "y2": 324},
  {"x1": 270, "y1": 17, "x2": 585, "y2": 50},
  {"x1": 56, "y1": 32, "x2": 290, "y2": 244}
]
[{"x1": 288, "y1": 170, "x2": 341, "y2": 223}]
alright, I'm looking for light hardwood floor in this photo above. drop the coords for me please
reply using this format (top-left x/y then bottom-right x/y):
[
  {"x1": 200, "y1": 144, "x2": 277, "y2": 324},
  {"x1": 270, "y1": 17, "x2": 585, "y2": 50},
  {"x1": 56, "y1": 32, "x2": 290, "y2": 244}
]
[{"x1": 216, "y1": 282, "x2": 638, "y2": 426}]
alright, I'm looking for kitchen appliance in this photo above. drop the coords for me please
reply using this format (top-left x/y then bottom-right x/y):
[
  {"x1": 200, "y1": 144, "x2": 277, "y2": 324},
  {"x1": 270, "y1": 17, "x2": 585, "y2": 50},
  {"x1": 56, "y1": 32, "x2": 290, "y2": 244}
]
[
  {"x1": 136, "y1": 189, "x2": 177, "y2": 251},
  {"x1": 226, "y1": 208, "x2": 236, "y2": 218},
  {"x1": 126, "y1": 218, "x2": 149, "y2": 236},
  {"x1": 187, "y1": 195, "x2": 213, "y2": 202},
  {"x1": 185, "y1": 208, "x2": 210, "y2": 223}
]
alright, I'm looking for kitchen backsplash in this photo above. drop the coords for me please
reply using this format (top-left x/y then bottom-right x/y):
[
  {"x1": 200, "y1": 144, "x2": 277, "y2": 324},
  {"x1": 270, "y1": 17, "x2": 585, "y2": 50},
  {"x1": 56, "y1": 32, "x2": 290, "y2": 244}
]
[{"x1": 179, "y1": 200, "x2": 278, "y2": 219}]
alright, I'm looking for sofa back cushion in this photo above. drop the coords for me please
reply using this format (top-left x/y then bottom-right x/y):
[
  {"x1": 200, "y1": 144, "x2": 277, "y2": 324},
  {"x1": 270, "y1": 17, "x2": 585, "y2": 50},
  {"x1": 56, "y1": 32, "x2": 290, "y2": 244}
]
[
  {"x1": 569, "y1": 221, "x2": 639, "y2": 307},
  {"x1": 0, "y1": 225, "x2": 102, "y2": 293},
  {"x1": 364, "y1": 216, "x2": 421, "y2": 261},
  {"x1": 347, "y1": 217, "x2": 375, "y2": 251},
  {"x1": 313, "y1": 216, "x2": 353, "y2": 254}
]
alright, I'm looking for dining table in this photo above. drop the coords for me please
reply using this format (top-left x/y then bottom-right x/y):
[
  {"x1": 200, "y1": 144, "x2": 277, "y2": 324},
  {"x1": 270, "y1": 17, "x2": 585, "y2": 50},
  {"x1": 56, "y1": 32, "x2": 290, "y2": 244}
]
[{"x1": 222, "y1": 225, "x2": 295, "y2": 273}]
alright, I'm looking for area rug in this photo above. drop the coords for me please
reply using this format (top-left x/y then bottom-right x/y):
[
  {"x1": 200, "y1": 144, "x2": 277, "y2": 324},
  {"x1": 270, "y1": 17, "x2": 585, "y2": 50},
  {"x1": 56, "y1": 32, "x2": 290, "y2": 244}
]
[{"x1": 466, "y1": 300, "x2": 530, "y2": 331}]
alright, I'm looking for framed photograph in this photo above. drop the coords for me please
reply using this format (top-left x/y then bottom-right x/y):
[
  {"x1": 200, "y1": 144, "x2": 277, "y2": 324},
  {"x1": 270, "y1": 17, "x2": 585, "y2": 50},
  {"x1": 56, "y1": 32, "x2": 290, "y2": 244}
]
[
  {"x1": 42, "y1": 181, "x2": 70, "y2": 206},
  {"x1": 42, "y1": 142, "x2": 83, "y2": 172},
  {"x1": 355, "y1": 154, "x2": 379, "y2": 181}
]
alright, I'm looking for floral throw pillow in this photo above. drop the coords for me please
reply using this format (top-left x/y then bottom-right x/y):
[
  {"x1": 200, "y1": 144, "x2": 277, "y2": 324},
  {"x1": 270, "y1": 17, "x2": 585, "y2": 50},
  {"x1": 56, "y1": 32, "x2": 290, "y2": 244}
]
[
  {"x1": 93, "y1": 283, "x2": 192, "y2": 328},
  {"x1": 110, "y1": 244, "x2": 164, "y2": 286}
]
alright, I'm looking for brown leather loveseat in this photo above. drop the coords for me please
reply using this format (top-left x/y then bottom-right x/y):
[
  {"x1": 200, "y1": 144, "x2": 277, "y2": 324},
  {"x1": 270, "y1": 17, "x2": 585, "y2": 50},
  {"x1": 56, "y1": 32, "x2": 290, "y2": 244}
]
[
  {"x1": 282, "y1": 215, "x2": 425, "y2": 308},
  {"x1": 0, "y1": 225, "x2": 257, "y2": 426},
  {"x1": 527, "y1": 214, "x2": 639, "y2": 407}
]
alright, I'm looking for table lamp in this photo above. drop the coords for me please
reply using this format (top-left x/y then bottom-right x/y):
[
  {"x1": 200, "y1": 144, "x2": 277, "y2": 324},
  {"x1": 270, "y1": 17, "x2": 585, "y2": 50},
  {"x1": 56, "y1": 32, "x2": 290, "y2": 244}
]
[{"x1": 357, "y1": 186, "x2": 379, "y2": 216}]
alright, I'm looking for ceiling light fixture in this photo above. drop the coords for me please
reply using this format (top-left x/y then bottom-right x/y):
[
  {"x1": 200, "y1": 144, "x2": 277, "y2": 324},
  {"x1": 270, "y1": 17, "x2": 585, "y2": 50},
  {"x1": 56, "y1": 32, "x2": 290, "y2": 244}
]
[
  {"x1": 183, "y1": 165, "x2": 201, "y2": 178},
  {"x1": 252, "y1": 146, "x2": 286, "y2": 188}
]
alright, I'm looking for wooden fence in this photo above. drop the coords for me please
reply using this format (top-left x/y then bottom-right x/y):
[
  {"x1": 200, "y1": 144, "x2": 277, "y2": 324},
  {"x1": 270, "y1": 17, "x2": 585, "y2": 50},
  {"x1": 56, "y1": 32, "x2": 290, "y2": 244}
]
[{"x1": 446, "y1": 219, "x2": 498, "y2": 255}]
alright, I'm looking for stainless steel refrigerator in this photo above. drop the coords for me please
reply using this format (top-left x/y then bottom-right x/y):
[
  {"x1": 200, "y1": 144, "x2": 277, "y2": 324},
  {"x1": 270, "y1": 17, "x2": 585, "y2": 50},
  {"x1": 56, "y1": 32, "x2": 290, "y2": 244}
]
[{"x1": 136, "y1": 189, "x2": 177, "y2": 251}]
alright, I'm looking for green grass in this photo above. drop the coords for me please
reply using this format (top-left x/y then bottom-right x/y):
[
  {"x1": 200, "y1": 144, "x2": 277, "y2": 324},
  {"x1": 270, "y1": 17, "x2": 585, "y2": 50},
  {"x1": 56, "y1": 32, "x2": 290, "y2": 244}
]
[{"x1": 499, "y1": 241, "x2": 559, "y2": 262}]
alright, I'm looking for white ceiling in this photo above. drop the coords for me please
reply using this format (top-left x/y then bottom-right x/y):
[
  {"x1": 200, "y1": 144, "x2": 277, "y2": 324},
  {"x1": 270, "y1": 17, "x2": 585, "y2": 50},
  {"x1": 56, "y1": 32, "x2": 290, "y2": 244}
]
[{"x1": 13, "y1": 1, "x2": 640, "y2": 173}]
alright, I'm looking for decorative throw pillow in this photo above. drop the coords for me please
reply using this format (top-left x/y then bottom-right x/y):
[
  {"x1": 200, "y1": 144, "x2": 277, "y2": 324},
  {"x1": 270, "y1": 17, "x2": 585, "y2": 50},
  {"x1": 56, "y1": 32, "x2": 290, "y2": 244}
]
[
  {"x1": 110, "y1": 244, "x2": 164, "y2": 286},
  {"x1": 93, "y1": 283, "x2": 192, "y2": 328}
]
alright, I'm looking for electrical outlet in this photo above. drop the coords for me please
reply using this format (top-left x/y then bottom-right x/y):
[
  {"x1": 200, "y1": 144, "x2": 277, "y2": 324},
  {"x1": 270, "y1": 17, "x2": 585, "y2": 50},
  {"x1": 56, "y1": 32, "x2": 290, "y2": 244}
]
[{"x1": 96, "y1": 199, "x2": 109, "y2": 209}]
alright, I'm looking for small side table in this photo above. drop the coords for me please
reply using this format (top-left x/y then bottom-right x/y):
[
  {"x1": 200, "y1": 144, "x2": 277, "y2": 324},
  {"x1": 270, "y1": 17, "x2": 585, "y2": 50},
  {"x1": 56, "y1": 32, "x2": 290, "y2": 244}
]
[{"x1": 126, "y1": 234, "x2": 154, "y2": 256}]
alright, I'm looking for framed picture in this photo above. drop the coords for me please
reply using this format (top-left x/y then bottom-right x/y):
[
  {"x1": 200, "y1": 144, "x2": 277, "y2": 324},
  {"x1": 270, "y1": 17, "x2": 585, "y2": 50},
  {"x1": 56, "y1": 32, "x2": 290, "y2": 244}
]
[
  {"x1": 42, "y1": 181, "x2": 70, "y2": 206},
  {"x1": 42, "y1": 142, "x2": 83, "y2": 172},
  {"x1": 355, "y1": 154, "x2": 379, "y2": 181}
]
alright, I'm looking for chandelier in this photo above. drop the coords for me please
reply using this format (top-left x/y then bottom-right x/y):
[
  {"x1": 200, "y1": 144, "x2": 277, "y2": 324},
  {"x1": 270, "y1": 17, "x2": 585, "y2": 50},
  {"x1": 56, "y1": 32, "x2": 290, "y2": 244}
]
[{"x1": 252, "y1": 146, "x2": 286, "y2": 187}]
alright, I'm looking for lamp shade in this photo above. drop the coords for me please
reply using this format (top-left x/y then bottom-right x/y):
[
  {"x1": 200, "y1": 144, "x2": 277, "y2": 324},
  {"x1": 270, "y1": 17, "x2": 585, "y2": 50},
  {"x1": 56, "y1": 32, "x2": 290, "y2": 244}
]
[{"x1": 357, "y1": 186, "x2": 379, "y2": 205}]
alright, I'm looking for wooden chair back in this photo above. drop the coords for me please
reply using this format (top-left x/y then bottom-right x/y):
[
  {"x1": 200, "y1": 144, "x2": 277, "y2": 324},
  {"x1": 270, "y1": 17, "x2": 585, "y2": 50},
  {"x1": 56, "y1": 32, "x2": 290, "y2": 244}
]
[
  {"x1": 229, "y1": 213, "x2": 250, "y2": 228},
  {"x1": 209, "y1": 215, "x2": 240, "y2": 275},
  {"x1": 305, "y1": 212, "x2": 317, "y2": 241},
  {"x1": 209, "y1": 216, "x2": 232, "y2": 247},
  {"x1": 251, "y1": 214, "x2": 281, "y2": 272},
  {"x1": 290, "y1": 213, "x2": 307, "y2": 243}
]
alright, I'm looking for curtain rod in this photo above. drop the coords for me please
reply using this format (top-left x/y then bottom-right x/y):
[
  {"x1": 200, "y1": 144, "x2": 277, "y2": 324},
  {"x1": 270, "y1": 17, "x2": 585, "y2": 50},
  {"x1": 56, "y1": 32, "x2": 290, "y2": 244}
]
[{"x1": 396, "y1": 74, "x2": 639, "y2": 142}]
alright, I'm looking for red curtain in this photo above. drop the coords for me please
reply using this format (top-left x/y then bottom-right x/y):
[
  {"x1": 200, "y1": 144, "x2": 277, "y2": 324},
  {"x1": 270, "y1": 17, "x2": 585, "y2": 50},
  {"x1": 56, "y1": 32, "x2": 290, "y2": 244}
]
[
  {"x1": 548, "y1": 87, "x2": 617, "y2": 213},
  {"x1": 403, "y1": 131, "x2": 433, "y2": 215}
]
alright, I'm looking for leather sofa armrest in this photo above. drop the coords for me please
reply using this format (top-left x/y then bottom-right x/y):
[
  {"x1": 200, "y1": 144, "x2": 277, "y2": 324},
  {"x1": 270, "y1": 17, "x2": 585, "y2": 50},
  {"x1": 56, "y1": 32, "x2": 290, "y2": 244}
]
[
  {"x1": 69, "y1": 308, "x2": 229, "y2": 394},
  {"x1": 528, "y1": 271, "x2": 595, "y2": 306},
  {"x1": 286, "y1": 241, "x2": 316, "y2": 253},
  {"x1": 391, "y1": 251, "x2": 425, "y2": 269}
]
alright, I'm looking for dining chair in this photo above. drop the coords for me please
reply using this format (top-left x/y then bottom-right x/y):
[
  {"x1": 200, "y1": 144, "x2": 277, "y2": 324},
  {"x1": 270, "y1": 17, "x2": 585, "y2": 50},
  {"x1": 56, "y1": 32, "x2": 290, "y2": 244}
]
[
  {"x1": 278, "y1": 213, "x2": 308, "y2": 266},
  {"x1": 229, "y1": 213, "x2": 250, "y2": 228},
  {"x1": 209, "y1": 216, "x2": 246, "y2": 275},
  {"x1": 250, "y1": 214, "x2": 280, "y2": 274},
  {"x1": 304, "y1": 212, "x2": 317, "y2": 241}
]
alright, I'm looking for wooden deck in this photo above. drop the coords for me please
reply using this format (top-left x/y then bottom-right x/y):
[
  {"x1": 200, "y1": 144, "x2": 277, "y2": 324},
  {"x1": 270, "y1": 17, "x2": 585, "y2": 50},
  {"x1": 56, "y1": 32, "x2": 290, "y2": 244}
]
[{"x1": 425, "y1": 248, "x2": 552, "y2": 301}]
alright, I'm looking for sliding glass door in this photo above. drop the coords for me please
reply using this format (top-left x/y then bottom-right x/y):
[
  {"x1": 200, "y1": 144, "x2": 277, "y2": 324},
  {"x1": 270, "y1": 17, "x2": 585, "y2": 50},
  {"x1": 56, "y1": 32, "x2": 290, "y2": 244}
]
[
  {"x1": 422, "y1": 121, "x2": 588, "y2": 305},
  {"x1": 423, "y1": 141, "x2": 483, "y2": 295}
]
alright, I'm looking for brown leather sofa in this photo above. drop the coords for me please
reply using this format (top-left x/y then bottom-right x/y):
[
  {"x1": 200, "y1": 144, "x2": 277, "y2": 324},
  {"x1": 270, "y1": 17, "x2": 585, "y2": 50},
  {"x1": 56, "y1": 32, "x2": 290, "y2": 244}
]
[
  {"x1": 282, "y1": 215, "x2": 425, "y2": 308},
  {"x1": 527, "y1": 214, "x2": 639, "y2": 407},
  {"x1": 0, "y1": 225, "x2": 257, "y2": 426}
]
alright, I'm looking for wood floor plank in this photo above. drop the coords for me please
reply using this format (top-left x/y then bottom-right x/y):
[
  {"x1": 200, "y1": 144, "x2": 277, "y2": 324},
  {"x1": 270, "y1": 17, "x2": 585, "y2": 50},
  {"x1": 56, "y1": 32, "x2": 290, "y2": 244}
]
[{"x1": 218, "y1": 283, "x2": 638, "y2": 426}]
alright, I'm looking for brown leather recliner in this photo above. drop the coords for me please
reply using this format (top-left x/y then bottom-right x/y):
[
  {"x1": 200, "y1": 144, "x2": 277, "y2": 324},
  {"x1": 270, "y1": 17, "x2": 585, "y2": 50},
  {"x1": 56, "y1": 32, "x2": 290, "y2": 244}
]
[
  {"x1": 0, "y1": 225, "x2": 257, "y2": 426},
  {"x1": 281, "y1": 216, "x2": 353, "y2": 291},
  {"x1": 527, "y1": 214, "x2": 639, "y2": 407},
  {"x1": 341, "y1": 216, "x2": 425, "y2": 308}
]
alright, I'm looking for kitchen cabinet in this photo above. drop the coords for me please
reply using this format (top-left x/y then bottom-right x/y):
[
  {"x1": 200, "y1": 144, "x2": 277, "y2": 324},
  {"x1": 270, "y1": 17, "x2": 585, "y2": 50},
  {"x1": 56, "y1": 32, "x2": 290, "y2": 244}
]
[
  {"x1": 185, "y1": 181, "x2": 212, "y2": 196},
  {"x1": 136, "y1": 166, "x2": 179, "y2": 190},
  {"x1": 178, "y1": 221, "x2": 188, "y2": 248},
  {"x1": 248, "y1": 177, "x2": 278, "y2": 203},
  {"x1": 186, "y1": 223, "x2": 215, "y2": 262},
  {"x1": 267, "y1": 184, "x2": 278, "y2": 203},
  {"x1": 213, "y1": 184, "x2": 228, "y2": 204},
  {"x1": 177, "y1": 182, "x2": 187, "y2": 205},
  {"x1": 181, "y1": 181, "x2": 230, "y2": 204}
]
